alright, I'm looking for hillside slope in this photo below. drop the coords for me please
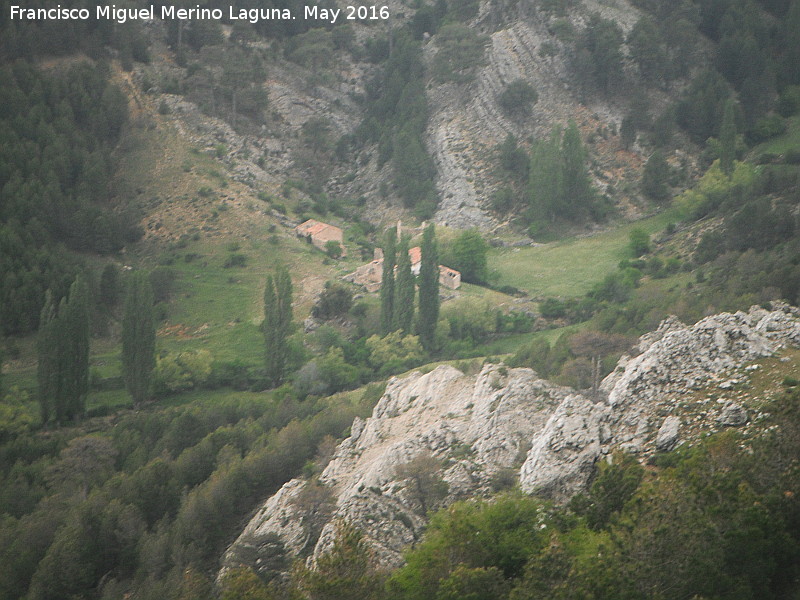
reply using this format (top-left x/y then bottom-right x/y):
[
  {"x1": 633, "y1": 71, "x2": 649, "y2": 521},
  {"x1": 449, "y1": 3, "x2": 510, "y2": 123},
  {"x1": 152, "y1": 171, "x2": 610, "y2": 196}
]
[{"x1": 222, "y1": 303, "x2": 800, "y2": 576}]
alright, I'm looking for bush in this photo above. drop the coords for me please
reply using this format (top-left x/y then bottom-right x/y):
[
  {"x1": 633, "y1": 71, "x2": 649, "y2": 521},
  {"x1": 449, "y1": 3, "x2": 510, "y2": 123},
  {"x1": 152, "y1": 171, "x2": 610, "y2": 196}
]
[
  {"x1": 153, "y1": 350, "x2": 214, "y2": 396},
  {"x1": 628, "y1": 228, "x2": 650, "y2": 256},
  {"x1": 324, "y1": 240, "x2": 343, "y2": 259},
  {"x1": 149, "y1": 267, "x2": 175, "y2": 303},
  {"x1": 312, "y1": 282, "x2": 354, "y2": 321},
  {"x1": 223, "y1": 253, "x2": 247, "y2": 268},
  {"x1": 498, "y1": 79, "x2": 538, "y2": 117}
]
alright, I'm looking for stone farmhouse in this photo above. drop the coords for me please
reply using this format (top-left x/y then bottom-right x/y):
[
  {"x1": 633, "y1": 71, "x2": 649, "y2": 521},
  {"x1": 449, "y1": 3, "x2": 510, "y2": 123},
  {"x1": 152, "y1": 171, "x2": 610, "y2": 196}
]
[
  {"x1": 295, "y1": 219, "x2": 345, "y2": 256},
  {"x1": 347, "y1": 247, "x2": 461, "y2": 292}
]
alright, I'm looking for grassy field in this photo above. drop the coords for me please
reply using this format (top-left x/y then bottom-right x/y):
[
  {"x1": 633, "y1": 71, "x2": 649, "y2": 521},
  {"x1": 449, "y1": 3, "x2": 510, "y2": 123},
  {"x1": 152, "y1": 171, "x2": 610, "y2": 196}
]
[
  {"x1": 752, "y1": 115, "x2": 800, "y2": 156},
  {"x1": 491, "y1": 208, "x2": 682, "y2": 298}
]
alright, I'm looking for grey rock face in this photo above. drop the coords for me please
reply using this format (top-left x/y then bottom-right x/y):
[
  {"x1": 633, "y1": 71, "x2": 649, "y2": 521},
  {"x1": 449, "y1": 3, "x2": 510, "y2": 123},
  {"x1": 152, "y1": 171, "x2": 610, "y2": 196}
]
[
  {"x1": 518, "y1": 395, "x2": 610, "y2": 502},
  {"x1": 221, "y1": 305, "x2": 800, "y2": 577},
  {"x1": 655, "y1": 416, "x2": 681, "y2": 452},
  {"x1": 717, "y1": 402, "x2": 748, "y2": 426},
  {"x1": 223, "y1": 364, "x2": 572, "y2": 573}
]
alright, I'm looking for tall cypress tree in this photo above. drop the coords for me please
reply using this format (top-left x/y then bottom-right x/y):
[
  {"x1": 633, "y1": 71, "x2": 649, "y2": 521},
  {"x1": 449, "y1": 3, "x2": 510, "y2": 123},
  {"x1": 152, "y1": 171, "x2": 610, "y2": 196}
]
[
  {"x1": 528, "y1": 127, "x2": 563, "y2": 223},
  {"x1": 719, "y1": 98, "x2": 737, "y2": 177},
  {"x1": 36, "y1": 277, "x2": 90, "y2": 424},
  {"x1": 561, "y1": 120, "x2": 595, "y2": 221},
  {"x1": 380, "y1": 227, "x2": 397, "y2": 334},
  {"x1": 264, "y1": 266, "x2": 293, "y2": 387},
  {"x1": 37, "y1": 290, "x2": 57, "y2": 425},
  {"x1": 62, "y1": 275, "x2": 90, "y2": 420},
  {"x1": 417, "y1": 223, "x2": 439, "y2": 351},
  {"x1": 122, "y1": 271, "x2": 155, "y2": 407},
  {"x1": 394, "y1": 236, "x2": 415, "y2": 334}
]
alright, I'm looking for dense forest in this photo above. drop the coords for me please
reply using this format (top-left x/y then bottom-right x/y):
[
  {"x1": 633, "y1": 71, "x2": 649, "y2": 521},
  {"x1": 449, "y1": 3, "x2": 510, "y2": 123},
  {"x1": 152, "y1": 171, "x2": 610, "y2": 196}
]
[{"x1": 1, "y1": 0, "x2": 800, "y2": 597}]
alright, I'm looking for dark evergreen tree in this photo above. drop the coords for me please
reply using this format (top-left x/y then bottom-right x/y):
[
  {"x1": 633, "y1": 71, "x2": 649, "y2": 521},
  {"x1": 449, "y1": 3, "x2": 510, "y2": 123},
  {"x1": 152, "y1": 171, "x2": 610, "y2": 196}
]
[
  {"x1": 528, "y1": 127, "x2": 563, "y2": 224},
  {"x1": 575, "y1": 14, "x2": 624, "y2": 93},
  {"x1": 417, "y1": 223, "x2": 440, "y2": 351},
  {"x1": 380, "y1": 228, "x2": 397, "y2": 334},
  {"x1": 561, "y1": 120, "x2": 595, "y2": 221},
  {"x1": 498, "y1": 134, "x2": 529, "y2": 182},
  {"x1": 498, "y1": 79, "x2": 538, "y2": 118},
  {"x1": 61, "y1": 276, "x2": 89, "y2": 420},
  {"x1": 620, "y1": 115, "x2": 636, "y2": 150},
  {"x1": 36, "y1": 290, "x2": 57, "y2": 425},
  {"x1": 778, "y1": 0, "x2": 800, "y2": 87},
  {"x1": 641, "y1": 151, "x2": 671, "y2": 202},
  {"x1": 677, "y1": 70, "x2": 731, "y2": 143},
  {"x1": 122, "y1": 272, "x2": 155, "y2": 407},
  {"x1": 394, "y1": 237, "x2": 415, "y2": 334},
  {"x1": 529, "y1": 122, "x2": 596, "y2": 224},
  {"x1": 719, "y1": 98, "x2": 737, "y2": 176},
  {"x1": 36, "y1": 276, "x2": 90, "y2": 424},
  {"x1": 264, "y1": 266, "x2": 293, "y2": 388},
  {"x1": 628, "y1": 15, "x2": 669, "y2": 85},
  {"x1": 99, "y1": 264, "x2": 120, "y2": 307},
  {"x1": 449, "y1": 230, "x2": 489, "y2": 285}
]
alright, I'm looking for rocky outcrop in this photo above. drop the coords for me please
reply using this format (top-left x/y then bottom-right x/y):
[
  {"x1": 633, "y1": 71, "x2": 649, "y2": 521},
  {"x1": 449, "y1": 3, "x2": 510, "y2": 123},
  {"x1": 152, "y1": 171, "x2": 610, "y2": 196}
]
[
  {"x1": 223, "y1": 364, "x2": 572, "y2": 573},
  {"x1": 221, "y1": 304, "x2": 800, "y2": 577}
]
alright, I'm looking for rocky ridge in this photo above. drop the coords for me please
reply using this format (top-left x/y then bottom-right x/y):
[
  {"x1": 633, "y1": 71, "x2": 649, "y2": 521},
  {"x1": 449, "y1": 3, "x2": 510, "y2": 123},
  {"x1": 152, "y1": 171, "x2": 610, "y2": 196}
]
[{"x1": 222, "y1": 305, "x2": 800, "y2": 578}]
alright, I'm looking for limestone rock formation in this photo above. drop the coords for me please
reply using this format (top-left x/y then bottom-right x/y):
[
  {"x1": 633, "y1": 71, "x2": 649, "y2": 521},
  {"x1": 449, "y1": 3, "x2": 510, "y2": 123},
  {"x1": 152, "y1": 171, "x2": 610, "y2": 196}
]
[{"x1": 221, "y1": 304, "x2": 800, "y2": 577}]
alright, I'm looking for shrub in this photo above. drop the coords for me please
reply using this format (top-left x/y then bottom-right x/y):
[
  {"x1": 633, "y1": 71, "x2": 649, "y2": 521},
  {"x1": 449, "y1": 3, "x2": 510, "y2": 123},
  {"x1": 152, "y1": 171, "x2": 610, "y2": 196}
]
[
  {"x1": 628, "y1": 228, "x2": 651, "y2": 256},
  {"x1": 153, "y1": 350, "x2": 214, "y2": 395},
  {"x1": 312, "y1": 282, "x2": 354, "y2": 321},
  {"x1": 223, "y1": 253, "x2": 247, "y2": 268},
  {"x1": 498, "y1": 79, "x2": 538, "y2": 117}
]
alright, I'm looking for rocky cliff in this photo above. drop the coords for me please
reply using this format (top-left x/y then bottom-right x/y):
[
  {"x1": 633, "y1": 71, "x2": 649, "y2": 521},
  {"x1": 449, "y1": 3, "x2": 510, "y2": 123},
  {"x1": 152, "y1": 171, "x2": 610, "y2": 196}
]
[{"x1": 222, "y1": 303, "x2": 800, "y2": 578}]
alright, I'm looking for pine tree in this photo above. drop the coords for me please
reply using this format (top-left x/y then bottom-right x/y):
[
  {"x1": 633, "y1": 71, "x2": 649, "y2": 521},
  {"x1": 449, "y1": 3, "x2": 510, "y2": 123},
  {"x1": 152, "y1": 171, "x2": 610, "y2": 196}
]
[
  {"x1": 417, "y1": 223, "x2": 439, "y2": 351},
  {"x1": 380, "y1": 228, "x2": 397, "y2": 334},
  {"x1": 37, "y1": 290, "x2": 57, "y2": 425},
  {"x1": 719, "y1": 98, "x2": 737, "y2": 177},
  {"x1": 393, "y1": 236, "x2": 415, "y2": 334},
  {"x1": 122, "y1": 271, "x2": 155, "y2": 407},
  {"x1": 264, "y1": 266, "x2": 293, "y2": 387},
  {"x1": 642, "y1": 150, "x2": 672, "y2": 202}
]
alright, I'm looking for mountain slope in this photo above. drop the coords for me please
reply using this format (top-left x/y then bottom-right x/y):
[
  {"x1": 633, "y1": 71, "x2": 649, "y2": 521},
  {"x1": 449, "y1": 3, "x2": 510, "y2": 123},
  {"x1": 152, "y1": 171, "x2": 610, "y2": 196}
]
[{"x1": 222, "y1": 303, "x2": 800, "y2": 576}]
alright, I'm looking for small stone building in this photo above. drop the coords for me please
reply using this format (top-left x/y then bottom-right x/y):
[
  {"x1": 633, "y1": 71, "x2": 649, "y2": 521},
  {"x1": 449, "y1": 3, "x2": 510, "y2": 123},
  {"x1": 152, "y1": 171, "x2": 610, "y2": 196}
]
[
  {"x1": 295, "y1": 219, "x2": 345, "y2": 255},
  {"x1": 438, "y1": 265, "x2": 461, "y2": 290},
  {"x1": 348, "y1": 247, "x2": 461, "y2": 291}
]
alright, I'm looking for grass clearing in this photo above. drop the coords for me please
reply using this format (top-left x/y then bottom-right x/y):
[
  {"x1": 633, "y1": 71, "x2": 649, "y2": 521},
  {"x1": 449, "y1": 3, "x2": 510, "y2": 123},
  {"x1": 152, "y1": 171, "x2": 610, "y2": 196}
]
[
  {"x1": 752, "y1": 115, "x2": 800, "y2": 156},
  {"x1": 490, "y1": 209, "x2": 681, "y2": 298}
]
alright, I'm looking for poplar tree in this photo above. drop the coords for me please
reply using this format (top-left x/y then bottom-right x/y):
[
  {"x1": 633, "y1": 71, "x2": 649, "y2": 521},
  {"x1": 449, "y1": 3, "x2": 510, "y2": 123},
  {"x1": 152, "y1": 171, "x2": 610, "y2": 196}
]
[
  {"x1": 61, "y1": 275, "x2": 90, "y2": 420},
  {"x1": 528, "y1": 127, "x2": 563, "y2": 223},
  {"x1": 380, "y1": 228, "x2": 397, "y2": 334},
  {"x1": 417, "y1": 223, "x2": 439, "y2": 351},
  {"x1": 719, "y1": 98, "x2": 737, "y2": 177},
  {"x1": 37, "y1": 290, "x2": 57, "y2": 424},
  {"x1": 36, "y1": 276, "x2": 90, "y2": 424},
  {"x1": 122, "y1": 271, "x2": 155, "y2": 407},
  {"x1": 561, "y1": 120, "x2": 595, "y2": 221},
  {"x1": 529, "y1": 121, "x2": 596, "y2": 224},
  {"x1": 264, "y1": 266, "x2": 293, "y2": 387},
  {"x1": 394, "y1": 236, "x2": 415, "y2": 334}
]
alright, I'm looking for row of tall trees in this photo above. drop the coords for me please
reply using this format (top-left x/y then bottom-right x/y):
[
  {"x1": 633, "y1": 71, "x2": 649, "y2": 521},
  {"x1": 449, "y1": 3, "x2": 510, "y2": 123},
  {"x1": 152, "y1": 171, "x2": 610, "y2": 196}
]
[
  {"x1": 36, "y1": 277, "x2": 90, "y2": 425},
  {"x1": 37, "y1": 271, "x2": 156, "y2": 423},
  {"x1": 378, "y1": 224, "x2": 440, "y2": 351},
  {"x1": 528, "y1": 120, "x2": 599, "y2": 225}
]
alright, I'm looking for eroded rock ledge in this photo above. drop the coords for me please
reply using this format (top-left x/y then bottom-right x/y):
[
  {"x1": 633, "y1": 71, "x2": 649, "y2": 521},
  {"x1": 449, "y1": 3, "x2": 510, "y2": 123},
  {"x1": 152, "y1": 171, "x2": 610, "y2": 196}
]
[{"x1": 221, "y1": 304, "x2": 800, "y2": 577}]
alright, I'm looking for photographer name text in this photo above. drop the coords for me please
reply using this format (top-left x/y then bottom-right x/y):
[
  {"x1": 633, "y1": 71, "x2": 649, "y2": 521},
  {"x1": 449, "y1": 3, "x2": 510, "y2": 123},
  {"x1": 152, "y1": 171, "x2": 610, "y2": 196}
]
[{"x1": 10, "y1": 4, "x2": 390, "y2": 24}]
